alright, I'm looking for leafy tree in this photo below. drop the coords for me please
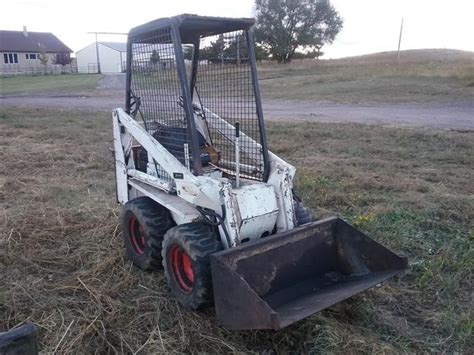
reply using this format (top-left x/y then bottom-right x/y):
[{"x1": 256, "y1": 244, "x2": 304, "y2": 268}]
[
  {"x1": 150, "y1": 50, "x2": 160, "y2": 64},
  {"x1": 200, "y1": 34, "x2": 225, "y2": 63},
  {"x1": 200, "y1": 34, "x2": 269, "y2": 63},
  {"x1": 292, "y1": 49, "x2": 323, "y2": 60},
  {"x1": 54, "y1": 53, "x2": 72, "y2": 65},
  {"x1": 255, "y1": 45, "x2": 270, "y2": 61},
  {"x1": 183, "y1": 45, "x2": 194, "y2": 60},
  {"x1": 255, "y1": 0, "x2": 343, "y2": 63},
  {"x1": 38, "y1": 48, "x2": 49, "y2": 66}
]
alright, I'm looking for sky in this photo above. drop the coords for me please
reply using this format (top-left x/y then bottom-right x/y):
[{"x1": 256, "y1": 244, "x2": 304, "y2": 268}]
[{"x1": 1, "y1": 0, "x2": 473, "y2": 58}]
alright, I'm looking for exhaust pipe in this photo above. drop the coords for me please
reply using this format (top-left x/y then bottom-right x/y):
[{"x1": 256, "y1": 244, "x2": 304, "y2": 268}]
[{"x1": 210, "y1": 217, "x2": 407, "y2": 330}]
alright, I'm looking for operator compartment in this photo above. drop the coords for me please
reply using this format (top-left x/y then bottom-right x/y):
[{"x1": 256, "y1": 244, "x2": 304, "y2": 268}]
[{"x1": 126, "y1": 16, "x2": 268, "y2": 185}]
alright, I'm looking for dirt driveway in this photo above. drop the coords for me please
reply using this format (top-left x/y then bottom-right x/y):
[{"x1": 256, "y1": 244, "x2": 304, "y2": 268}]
[
  {"x1": 264, "y1": 100, "x2": 473, "y2": 131},
  {"x1": 1, "y1": 74, "x2": 472, "y2": 131}
]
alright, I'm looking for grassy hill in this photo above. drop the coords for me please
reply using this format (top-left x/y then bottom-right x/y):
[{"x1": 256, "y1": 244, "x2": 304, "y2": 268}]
[{"x1": 258, "y1": 49, "x2": 474, "y2": 103}]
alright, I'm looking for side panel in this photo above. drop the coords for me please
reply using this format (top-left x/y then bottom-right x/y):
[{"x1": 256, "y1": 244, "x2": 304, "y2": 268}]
[
  {"x1": 234, "y1": 184, "x2": 278, "y2": 241},
  {"x1": 267, "y1": 155, "x2": 297, "y2": 232},
  {"x1": 128, "y1": 179, "x2": 201, "y2": 225},
  {"x1": 112, "y1": 111, "x2": 129, "y2": 204}
]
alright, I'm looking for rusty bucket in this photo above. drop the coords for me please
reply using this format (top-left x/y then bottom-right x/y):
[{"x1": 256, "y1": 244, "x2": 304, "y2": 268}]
[{"x1": 210, "y1": 217, "x2": 407, "y2": 330}]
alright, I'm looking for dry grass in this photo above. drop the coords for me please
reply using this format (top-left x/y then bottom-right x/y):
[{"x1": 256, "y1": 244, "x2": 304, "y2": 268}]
[
  {"x1": 258, "y1": 49, "x2": 474, "y2": 103},
  {"x1": 1, "y1": 108, "x2": 472, "y2": 353}
]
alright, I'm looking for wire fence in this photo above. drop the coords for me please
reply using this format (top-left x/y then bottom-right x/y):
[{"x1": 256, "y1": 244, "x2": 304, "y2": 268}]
[
  {"x1": 129, "y1": 27, "x2": 189, "y2": 181},
  {"x1": 127, "y1": 26, "x2": 265, "y2": 181},
  {"x1": 1, "y1": 64, "x2": 99, "y2": 77},
  {"x1": 195, "y1": 30, "x2": 265, "y2": 181}
]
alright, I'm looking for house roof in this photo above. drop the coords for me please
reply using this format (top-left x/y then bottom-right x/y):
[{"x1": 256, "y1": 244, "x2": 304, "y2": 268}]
[
  {"x1": 0, "y1": 30, "x2": 73, "y2": 53},
  {"x1": 76, "y1": 42, "x2": 126, "y2": 54},
  {"x1": 100, "y1": 42, "x2": 127, "y2": 52}
]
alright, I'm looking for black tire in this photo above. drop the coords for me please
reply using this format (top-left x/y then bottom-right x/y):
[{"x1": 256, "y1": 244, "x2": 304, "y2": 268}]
[
  {"x1": 162, "y1": 223, "x2": 222, "y2": 310},
  {"x1": 295, "y1": 201, "x2": 315, "y2": 225},
  {"x1": 122, "y1": 197, "x2": 174, "y2": 270}
]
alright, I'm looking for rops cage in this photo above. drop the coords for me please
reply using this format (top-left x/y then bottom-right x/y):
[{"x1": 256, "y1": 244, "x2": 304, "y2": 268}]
[{"x1": 125, "y1": 15, "x2": 270, "y2": 183}]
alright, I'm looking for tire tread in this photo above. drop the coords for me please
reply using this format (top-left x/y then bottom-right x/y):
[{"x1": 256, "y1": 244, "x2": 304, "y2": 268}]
[{"x1": 162, "y1": 223, "x2": 221, "y2": 310}]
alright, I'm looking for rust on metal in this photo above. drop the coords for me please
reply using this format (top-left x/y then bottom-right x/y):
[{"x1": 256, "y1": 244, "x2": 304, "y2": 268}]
[{"x1": 210, "y1": 217, "x2": 407, "y2": 330}]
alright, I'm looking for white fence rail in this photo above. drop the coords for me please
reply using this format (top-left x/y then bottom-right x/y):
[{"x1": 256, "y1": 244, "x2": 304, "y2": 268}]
[{"x1": 1, "y1": 64, "x2": 99, "y2": 76}]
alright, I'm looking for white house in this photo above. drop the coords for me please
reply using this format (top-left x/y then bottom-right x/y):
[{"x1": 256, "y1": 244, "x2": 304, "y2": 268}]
[
  {"x1": 76, "y1": 42, "x2": 127, "y2": 73},
  {"x1": 0, "y1": 28, "x2": 73, "y2": 75}
]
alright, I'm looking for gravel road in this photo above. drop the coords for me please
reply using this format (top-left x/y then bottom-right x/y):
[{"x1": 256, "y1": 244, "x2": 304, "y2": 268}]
[{"x1": 1, "y1": 74, "x2": 472, "y2": 131}]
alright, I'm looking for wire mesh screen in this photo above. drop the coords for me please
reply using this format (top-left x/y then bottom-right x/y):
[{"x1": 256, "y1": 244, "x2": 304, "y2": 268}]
[
  {"x1": 129, "y1": 27, "x2": 192, "y2": 181},
  {"x1": 195, "y1": 30, "x2": 264, "y2": 181}
]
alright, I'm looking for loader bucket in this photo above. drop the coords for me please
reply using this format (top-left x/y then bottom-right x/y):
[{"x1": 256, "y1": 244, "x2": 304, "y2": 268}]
[{"x1": 210, "y1": 217, "x2": 407, "y2": 330}]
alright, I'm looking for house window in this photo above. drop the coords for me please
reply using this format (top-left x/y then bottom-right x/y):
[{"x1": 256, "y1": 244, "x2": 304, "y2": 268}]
[
  {"x1": 25, "y1": 53, "x2": 37, "y2": 60},
  {"x1": 3, "y1": 53, "x2": 18, "y2": 64}
]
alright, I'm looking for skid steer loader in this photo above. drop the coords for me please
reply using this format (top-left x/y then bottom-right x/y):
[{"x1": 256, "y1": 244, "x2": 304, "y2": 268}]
[{"x1": 112, "y1": 14, "x2": 407, "y2": 330}]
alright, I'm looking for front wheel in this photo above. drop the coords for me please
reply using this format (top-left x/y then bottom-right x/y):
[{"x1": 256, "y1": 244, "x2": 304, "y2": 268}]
[
  {"x1": 122, "y1": 197, "x2": 174, "y2": 270},
  {"x1": 162, "y1": 223, "x2": 221, "y2": 310}
]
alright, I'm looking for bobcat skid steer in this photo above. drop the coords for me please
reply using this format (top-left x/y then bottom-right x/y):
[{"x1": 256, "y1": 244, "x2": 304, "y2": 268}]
[{"x1": 112, "y1": 14, "x2": 407, "y2": 330}]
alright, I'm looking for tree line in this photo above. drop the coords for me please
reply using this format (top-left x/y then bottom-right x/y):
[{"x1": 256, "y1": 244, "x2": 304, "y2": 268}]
[{"x1": 200, "y1": 0, "x2": 343, "y2": 64}]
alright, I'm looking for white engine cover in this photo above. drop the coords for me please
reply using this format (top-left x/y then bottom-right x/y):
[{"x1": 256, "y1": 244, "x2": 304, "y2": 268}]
[{"x1": 233, "y1": 184, "x2": 279, "y2": 241}]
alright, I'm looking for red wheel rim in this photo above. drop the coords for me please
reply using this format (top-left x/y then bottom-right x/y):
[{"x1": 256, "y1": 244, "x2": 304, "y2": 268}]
[
  {"x1": 170, "y1": 245, "x2": 194, "y2": 293},
  {"x1": 128, "y1": 214, "x2": 145, "y2": 255}
]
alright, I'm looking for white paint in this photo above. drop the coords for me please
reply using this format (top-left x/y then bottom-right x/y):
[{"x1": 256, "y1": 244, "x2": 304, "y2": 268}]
[
  {"x1": 234, "y1": 184, "x2": 279, "y2": 241},
  {"x1": 113, "y1": 108, "x2": 298, "y2": 249},
  {"x1": 115, "y1": 108, "x2": 196, "y2": 182},
  {"x1": 127, "y1": 169, "x2": 174, "y2": 193},
  {"x1": 128, "y1": 179, "x2": 201, "y2": 225},
  {"x1": 267, "y1": 151, "x2": 297, "y2": 232},
  {"x1": 112, "y1": 111, "x2": 129, "y2": 204},
  {"x1": 76, "y1": 42, "x2": 126, "y2": 73}
]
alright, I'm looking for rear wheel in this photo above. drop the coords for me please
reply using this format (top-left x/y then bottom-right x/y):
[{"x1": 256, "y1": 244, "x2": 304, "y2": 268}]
[
  {"x1": 122, "y1": 197, "x2": 174, "y2": 270},
  {"x1": 162, "y1": 223, "x2": 221, "y2": 309}
]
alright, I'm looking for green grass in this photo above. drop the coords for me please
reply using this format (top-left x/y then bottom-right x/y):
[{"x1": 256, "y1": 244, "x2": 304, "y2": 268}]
[
  {"x1": 258, "y1": 49, "x2": 474, "y2": 103},
  {"x1": 0, "y1": 74, "x2": 100, "y2": 95},
  {"x1": 0, "y1": 108, "x2": 472, "y2": 352}
]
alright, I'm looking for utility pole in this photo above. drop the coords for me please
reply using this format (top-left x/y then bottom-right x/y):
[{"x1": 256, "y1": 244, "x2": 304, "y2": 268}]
[
  {"x1": 87, "y1": 32, "x2": 127, "y2": 74},
  {"x1": 397, "y1": 17, "x2": 404, "y2": 62},
  {"x1": 94, "y1": 33, "x2": 101, "y2": 74}
]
